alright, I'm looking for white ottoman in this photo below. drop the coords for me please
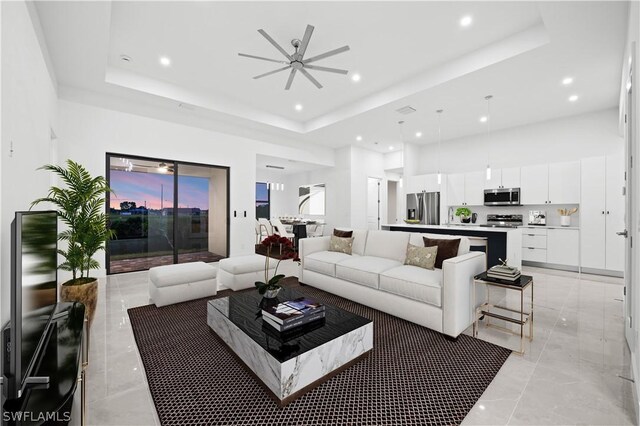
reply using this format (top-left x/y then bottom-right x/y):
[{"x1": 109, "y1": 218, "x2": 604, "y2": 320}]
[
  {"x1": 218, "y1": 254, "x2": 275, "y2": 291},
  {"x1": 149, "y1": 261, "x2": 217, "y2": 307}
]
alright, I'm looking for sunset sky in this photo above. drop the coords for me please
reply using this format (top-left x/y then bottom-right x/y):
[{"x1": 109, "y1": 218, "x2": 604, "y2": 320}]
[{"x1": 109, "y1": 170, "x2": 209, "y2": 210}]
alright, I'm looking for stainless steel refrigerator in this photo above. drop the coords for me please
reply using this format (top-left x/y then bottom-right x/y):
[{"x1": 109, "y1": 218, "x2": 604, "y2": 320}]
[{"x1": 406, "y1": 192, "x2": 440, "y2": 225}]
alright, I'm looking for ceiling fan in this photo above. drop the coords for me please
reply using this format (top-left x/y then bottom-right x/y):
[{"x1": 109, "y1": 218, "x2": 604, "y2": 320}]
[
  {"x1": 238, "y1": 24, "x2": 350, "y2": 90},
  {"x1": 130, "y1": 162, "x2": 174, "y2": 173}
]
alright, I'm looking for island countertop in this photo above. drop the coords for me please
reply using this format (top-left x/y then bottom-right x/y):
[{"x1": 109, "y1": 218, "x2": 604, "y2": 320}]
[
  {"x1": 381, "y1": 223, "x2": 522, "y2": 269},
  {"x1": 381, "y1": 223, "x2": 523, "y2": 233}
]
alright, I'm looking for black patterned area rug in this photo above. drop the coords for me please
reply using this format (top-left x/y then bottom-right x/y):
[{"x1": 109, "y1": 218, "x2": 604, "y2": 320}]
[{"x1": 128, "y1": 278, "x2": 511, "y2": 426}]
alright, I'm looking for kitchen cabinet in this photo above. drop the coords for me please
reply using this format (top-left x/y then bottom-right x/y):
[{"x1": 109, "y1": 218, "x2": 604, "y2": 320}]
[
  {"x1": 521, "y1": 164, "x2": 549, "y2": 205},
  {"x1": 464, "y1": 171, "x2": 485, "y2": 206},
  {"x1": 521, "y1": 227, "x2": 547, "y2": 263},
  {"x1": 446, "y1": 173, "x2": 466, "y2": 206},
  {"x1": 605, "y1": 154, "x2": 625, "y2": 271},
  {"x1": 446, "y1": 172, "x2": 484, "y2": 206},
  {"x1": 521, "y1": 161, "x2": 580, "y2": 205},
  {"x1": 483, "y1": 167, "x2": 521, "y2": 189},
  {"x1": 580, "y1": 155, "x2": 624, "y2": 272},
  {"x1": 548, "y1": 161, "x2": 581, "y2": 204},
  {"x1": 405, "y1": 174, "x2": 443, "y2": 194},
  {"x1": 547, "y1": 229, "x2": 579, "y2": 266},
  {"x1": 501, "y1": 167, "x2": 521, "y2": 188}
]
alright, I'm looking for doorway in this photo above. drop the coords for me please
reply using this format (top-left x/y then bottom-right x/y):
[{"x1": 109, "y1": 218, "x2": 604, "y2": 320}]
[
  {"x1": 367, "y1": 177, "x2": 382, "y2": 230},
  {"x1": 106, "y1": 153, "x2": 229, "y2": 274},
  {"x1": 387, "y1": 180, "x2": 398, "y2": 224},
  {"x1": 625, "y1": 48, "x2": 635, "y2": 349}
]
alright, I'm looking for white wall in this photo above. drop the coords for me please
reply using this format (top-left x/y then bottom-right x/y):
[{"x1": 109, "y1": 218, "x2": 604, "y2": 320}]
[
  {"x1": 56, "y1": 100, "x2": 335, "y2": 268},
  {"x1": 1, "y1": 2, "x2": 58, "y2": 325},
  {"x1": 415, "y1": 108, "x2": 623, "y2": 174}
]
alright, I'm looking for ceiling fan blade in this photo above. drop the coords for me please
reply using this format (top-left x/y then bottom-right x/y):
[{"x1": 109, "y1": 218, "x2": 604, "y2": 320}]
[
  {"x1": 300, "y1": 68, "x2": 323, "y2": 89},
  {"x1": 253, "y1": 66, "x2": 291, "y2": 80},
  {"x1": 258, "y1": 29, "x2": 293, "y2": 61},
  {"x1": 297, "y1": 25, "x2": 315, "y2": 59},
  {"x1": 304, "y1": 45, "x2": 350, "y2": 64},
  {"x1": 304, "y1": 64, "x2": 348, "y2": 75},
  {"x1": 238, "y1": 53, "x2": 288, "y2": 65},
  {"x1": 285, "y1": 69, "x2": 297, "y2": 90}
]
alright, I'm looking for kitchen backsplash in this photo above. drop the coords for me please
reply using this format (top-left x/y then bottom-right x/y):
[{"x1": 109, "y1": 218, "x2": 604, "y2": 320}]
[{"x1": 447, "y1": 204, "x2": 580, "y2": 227}]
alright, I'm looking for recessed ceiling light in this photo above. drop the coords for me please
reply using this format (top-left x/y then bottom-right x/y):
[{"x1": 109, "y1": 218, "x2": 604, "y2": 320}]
[
  {"x1": 159, "y1": 56, "x2": 171, "y2": 67},
  {"x1": 388, "y1": 146, "x2": 394, "y2": 151},
  {"x1": 562, "y1": 77, "x2": 573, "y2": 85},
  {"x1": 351, "y1": 73, "x2": 361, "y2": 82},
  {"x1": 294, "y1": 104, "x2": 303, "y2": 111},
  {"x1": 415, "y1": 131, "x2": 422, "y2": 138},
  {"x1": 356, "y1": 135, "x2": 362, "y2": 141},
  {"x1": 479, "y1": 116, "x2": 488, "y2": 123},
  {"x1": 568, "y1": 95, "x2": 579, "y2": 102},
  {"x1": 460, "y1": 15, "x2": 473, "y2": 27}
]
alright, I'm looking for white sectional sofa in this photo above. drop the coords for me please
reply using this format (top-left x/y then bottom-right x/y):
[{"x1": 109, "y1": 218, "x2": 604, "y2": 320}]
[{"x1": 299, "y1": 230, "x2": 486, "y2": 338}]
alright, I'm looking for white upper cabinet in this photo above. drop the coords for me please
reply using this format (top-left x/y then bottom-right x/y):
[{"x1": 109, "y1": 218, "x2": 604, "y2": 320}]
[
  {"x1": 548, "y1": 161, "x2": 581, "y2": 204},
  {"x1": 521, "y1": 164, "x2": 549, "y2": 205},
  {"x1": 484, "y1": 168, "x2": 502, "y2": 190},
  {"x1": 464, "y1": 171, "x2": 486, "y2": 206},
  {"x1": 447, "y1": 173, "x2": 465, "y2": 206},
  {"x1": 484, "y1": 167, "x2": 521, "y2": 189},
  {"x1": 501, "y1": 167, "x2": 521, "y2": 189},
  {"x1": 405, "y1": 174, "x2": 444, "y2": 194}
]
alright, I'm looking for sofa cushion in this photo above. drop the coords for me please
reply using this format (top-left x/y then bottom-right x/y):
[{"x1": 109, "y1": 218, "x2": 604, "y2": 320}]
[
  {"x1": 336, "y1": 256, "x2": 401, "y2": 289},
  {"x1": 329, "y1": 235, "x2": 354, "y2": 254},
  {"x1": 364, "y1": 230, "x2": 411, "y2": 263},
  {"x1": 409, "y1": 233, "x2": 470, "y2": 256},
  {"x1": 423, "y1": 237, "x2": 461, "y2": 269},
  {"x1": 405, "y1": 244, "x2": 438, "y2": 270},
  {"x1": 380, "y1": 265, "x2": 443, "y2": 307},
  {"x1": 305, "y1": 251, "x2": 354, "y2": 277},
  {"x1": 334, "y1": 228, "x2": 368, "y2": 255}
]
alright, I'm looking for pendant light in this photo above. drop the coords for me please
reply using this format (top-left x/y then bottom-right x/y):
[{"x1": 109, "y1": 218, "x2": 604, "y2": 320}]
[
  {"x1": 484, "y1": 95, "x2": 493, "y2": 181},
  {"x1": 436, "y1": 109, "x2": 443, "y2": 185},
  {"x1": 397, "y1": 120, "x2": 405, "y2": 187}
]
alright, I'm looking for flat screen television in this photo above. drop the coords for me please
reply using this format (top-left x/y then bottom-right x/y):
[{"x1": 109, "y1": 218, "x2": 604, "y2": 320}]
[{"x1": 3, "y1": 211, "x2": 58, "y2": 399}]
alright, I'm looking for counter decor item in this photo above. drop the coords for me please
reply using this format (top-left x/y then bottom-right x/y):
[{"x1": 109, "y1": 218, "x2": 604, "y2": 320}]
[
  {"x1": 528, "y1": 210, "x2": 546, "y2": 226},
  {"x1": 455, "y1": 207, "x2": 472, "y2": 223},
  {"x1": 558, "y1": 207, "x2": 578, "y2": 227}
]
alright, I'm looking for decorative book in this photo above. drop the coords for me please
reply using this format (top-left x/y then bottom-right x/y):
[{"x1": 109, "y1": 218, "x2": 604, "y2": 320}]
[
  {"x1": 262, "y1": 297, "x2": 325, "y2": 325},
  {"x1": 263, "y1": 311, "x2": 326, "y2": 332}
]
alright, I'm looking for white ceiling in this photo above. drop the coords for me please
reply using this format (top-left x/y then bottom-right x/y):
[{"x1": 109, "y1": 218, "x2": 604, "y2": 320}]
[
  {"x1": 256, "y1": 154, "x2": 329, "y2": 176},
  {"x1": 35, "y1": 1, "x2": 628, "y2": 154}
]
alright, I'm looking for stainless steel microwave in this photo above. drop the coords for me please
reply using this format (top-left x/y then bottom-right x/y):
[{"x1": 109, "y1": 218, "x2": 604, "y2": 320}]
[{"x1": 484, "y1": 187, "x2": 521, "y2": 206}]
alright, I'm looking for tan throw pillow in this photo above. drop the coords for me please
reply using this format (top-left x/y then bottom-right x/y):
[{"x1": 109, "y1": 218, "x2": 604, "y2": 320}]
[
  {"x1": 423, "y1": 237, "x2": 461, "y2": 269},
  {"x1": 405, "y1": 244, "x2": 438, "y2": 270},
  {"x1": 329, "y1": 235, "x2": 354, "y2": 255}
]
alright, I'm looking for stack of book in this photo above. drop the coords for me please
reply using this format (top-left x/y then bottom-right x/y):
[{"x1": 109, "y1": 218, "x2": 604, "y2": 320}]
[
  {"x1": 262, "y1": 297, "x2": 325, "y2": 332},
  {"x1": 487, "y1": 264, "x2": 521, "y2": 282}
]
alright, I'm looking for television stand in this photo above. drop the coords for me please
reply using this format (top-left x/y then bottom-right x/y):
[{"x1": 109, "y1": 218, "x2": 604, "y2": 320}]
[{"x1": 1, "y1": 302, "x2": 87, "y2": 425}]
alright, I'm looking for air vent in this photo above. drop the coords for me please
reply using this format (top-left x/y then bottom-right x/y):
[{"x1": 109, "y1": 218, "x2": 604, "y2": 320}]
[
  {"x1": 396, "y1": 105, "x2": 416, "y2": 115},
  {"x1": 266, "y1": 165, "x2": 285, "y2": 170}
]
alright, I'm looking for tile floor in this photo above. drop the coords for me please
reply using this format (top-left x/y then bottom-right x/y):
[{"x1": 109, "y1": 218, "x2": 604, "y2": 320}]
[{"x1": 86, "y1": 266, "x2": 636, "y2": 425}]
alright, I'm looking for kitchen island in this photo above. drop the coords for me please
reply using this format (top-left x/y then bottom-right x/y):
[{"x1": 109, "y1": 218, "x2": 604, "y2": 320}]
[{"x1": 381, "y1": 223, "x2": 522, "y2": 269}]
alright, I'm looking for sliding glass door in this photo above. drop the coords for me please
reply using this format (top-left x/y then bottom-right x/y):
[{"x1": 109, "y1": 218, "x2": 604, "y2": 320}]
[{"x1": 106, "y1": 154, "x2": 229, "y2": 274}]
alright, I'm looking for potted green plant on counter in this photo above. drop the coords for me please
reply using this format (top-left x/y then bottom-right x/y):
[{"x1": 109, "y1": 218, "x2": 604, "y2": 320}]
[
  {"x1": 31, "y1": 160, "x2": 115, "y2": 327},
  {"x1": 455, "y1": 207, "x2": 473, "y2": 224}
]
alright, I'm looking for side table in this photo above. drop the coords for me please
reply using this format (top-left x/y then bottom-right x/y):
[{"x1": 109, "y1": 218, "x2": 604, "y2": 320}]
[{"x1": 473, "y1": 272, "x2": 534, "y2": 355}]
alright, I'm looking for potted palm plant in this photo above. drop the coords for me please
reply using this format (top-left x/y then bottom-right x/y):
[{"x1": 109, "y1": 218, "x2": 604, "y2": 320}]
[{"x1": 31, "y1": 160, "x2": 115, "y2": 327}]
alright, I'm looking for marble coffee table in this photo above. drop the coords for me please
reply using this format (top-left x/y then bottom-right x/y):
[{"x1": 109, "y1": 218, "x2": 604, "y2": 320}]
[{"x1": 207, "y1": 287, "x2": 373, "y2": 406}]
